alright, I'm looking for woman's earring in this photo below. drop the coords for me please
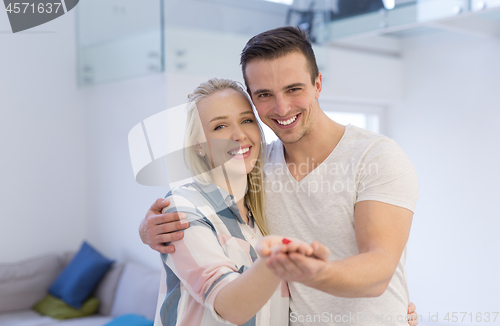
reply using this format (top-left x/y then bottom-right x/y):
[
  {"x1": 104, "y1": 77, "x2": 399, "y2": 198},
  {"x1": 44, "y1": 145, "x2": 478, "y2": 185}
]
[{"x1": 195, "y1": 142, "x2": 205, "y2": 157}]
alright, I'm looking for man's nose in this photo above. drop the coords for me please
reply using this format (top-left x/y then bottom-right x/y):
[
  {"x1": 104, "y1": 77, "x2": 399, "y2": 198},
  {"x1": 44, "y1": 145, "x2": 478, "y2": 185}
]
[{"x1": 273, "y1": 94, "x2": 289, "y2": 117}]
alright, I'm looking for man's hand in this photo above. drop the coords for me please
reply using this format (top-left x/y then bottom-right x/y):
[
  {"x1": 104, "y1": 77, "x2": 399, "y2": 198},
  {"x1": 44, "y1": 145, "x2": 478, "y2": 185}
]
[
  {"x1": 265, "y1": 201, "x2": 412, "y2": 298},
  {"x1": 265, "y1": 239, "x2": 419, "y2": 326},
  {"x1": 264, "y1": 240, "x2": 330, "y2": 283},
  {"x1": 407, "y1": 302, "x2": 418, "y2": 326},
  {"x1": 139, "y1": 198, "x2": 190, "y2": 254}
]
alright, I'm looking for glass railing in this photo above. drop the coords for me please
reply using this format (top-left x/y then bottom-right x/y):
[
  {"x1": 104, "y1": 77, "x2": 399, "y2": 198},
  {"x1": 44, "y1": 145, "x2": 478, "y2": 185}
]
[{"x1": 319, "y1": 0, "x2": 500, "y2": 42}]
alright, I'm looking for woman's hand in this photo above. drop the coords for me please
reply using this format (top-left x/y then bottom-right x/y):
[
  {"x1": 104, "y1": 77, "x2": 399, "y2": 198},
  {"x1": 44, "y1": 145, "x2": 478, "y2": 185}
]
[
  {"x1": 256, "y1": 235, "x2": 314, "y2": 258},
  {"x1": 261, "y1": 240, "x2": 330, "y2": 284}
]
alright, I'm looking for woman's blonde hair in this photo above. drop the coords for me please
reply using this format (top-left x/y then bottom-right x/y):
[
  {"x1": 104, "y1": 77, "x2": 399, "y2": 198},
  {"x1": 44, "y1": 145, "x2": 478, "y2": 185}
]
[{"x1": 184, "y1": 78, "x2": 269, "y2": 236}]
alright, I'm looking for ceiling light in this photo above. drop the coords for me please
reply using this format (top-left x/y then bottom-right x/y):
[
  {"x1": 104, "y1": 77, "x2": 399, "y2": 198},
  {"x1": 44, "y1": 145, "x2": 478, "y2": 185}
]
[{"x1": 382, "y1": 0, "x2": 395, "y2": 10}]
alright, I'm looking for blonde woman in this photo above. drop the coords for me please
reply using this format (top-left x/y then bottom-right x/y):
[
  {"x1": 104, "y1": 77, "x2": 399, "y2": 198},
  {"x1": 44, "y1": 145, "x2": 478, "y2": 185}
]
[{"x1": 157, "y1": 78, "x2": 313, "y2": 326}]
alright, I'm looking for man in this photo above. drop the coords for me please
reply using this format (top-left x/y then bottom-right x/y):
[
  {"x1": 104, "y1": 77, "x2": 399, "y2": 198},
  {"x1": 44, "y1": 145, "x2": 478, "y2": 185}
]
[{"x1": 141, "y1": 27, "x2": 419, "y2": 325}]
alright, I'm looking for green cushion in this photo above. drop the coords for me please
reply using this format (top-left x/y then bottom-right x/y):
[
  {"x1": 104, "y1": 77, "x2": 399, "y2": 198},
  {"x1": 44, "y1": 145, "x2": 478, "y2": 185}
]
[{"x1": 33, "y1": 294, "x2": 99, "y2": 320}]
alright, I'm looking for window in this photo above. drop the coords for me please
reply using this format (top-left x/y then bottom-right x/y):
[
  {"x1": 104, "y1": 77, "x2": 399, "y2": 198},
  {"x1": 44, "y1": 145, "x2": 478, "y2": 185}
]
[
  {"x1": 324, "y1": 111, "x2": 380, "y2": 133},
  {"x1": 264, "y1": 0, "x2": 293, "y2": 4}
]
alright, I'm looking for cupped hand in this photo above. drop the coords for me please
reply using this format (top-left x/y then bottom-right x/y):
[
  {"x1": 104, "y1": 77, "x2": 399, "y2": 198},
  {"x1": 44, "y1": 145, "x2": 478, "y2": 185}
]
[
  {"x1": 255, "y1": 235, "x2": 314, "y2": 258},
  {"x1": 265, "y1": 240, "x2": 331, "y2": 284}
]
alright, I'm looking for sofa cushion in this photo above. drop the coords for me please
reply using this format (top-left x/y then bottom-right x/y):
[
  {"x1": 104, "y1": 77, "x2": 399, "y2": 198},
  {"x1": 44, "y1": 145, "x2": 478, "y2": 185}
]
[
  {"x1": 49, "y1": 241, "x2": 113, "y2": 308},
  {"x1": 33, "y1": 295, "x2": 99, "y2": 320},
  {"x1": 110, "y1": 263, "x2": 161, "y2": 320},
  {"x1": 56, "y1": 251, "x2": 123, "y2": 316},
  {"x1": 104, "y1": 314, "x2": 154, "y2": 326},
  {"x1": 0, "y1": 254, "x2": 63, "y2": 313},
  {"x1": 94, "y1": 262, "x2": 125, "y2": 316}
]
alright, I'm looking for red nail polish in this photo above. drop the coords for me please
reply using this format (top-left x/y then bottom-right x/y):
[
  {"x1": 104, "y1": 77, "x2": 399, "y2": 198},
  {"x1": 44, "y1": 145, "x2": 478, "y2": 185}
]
[{"x1": 282, "y1": 238, "x2": 291, "y2": 244}]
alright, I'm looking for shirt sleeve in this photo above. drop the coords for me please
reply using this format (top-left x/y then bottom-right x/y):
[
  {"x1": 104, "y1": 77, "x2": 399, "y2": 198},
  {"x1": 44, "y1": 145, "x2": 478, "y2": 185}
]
[
  {"x1": 355, "y1": 138, "x2": 419, "y2": 213},
  {"x1": 161, "y1": 191, "x2": 242, "y2": 323}
]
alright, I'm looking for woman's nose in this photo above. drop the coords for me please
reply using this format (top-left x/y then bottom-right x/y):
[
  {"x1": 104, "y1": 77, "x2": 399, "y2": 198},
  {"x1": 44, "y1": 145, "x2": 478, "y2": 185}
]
[{"x1": 231, "y1": 125, "x2": 247, "y2": 142}]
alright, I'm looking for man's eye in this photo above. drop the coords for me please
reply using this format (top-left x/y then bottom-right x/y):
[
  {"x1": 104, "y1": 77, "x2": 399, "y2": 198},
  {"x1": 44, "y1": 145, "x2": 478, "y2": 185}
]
[
  {"x1": 289, "y1": 88, "x2": 300, "y2": 92},
  {"x1": 258, "y1": 93, "x2": 270, "y2": 98}
]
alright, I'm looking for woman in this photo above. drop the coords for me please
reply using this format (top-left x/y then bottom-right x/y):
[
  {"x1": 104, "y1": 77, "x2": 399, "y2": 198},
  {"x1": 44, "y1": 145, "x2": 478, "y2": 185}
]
[{"x1": 157, "y1": 78, "x2": 312, "y2": 326}]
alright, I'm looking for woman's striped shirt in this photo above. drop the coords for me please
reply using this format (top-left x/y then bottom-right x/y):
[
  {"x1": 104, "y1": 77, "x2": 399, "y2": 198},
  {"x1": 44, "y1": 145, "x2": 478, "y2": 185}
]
[{"x1": 154, "y1": 181, "x2": 289, "y2": 326}]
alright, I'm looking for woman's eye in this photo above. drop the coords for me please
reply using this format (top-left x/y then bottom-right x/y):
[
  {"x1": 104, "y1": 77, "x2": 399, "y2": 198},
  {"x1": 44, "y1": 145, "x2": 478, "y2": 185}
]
[
  {"x1": 242, "y1": 119, "x2": 253, "y2": 124},
  {"x1": 214, "y1": 125, "x2": 225, "y2": 131}
]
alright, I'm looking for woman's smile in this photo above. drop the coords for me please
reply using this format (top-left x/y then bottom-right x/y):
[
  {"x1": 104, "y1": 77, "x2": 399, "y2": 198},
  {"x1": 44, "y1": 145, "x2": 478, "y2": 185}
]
[{"x1": 227, "y1": 144, "x2": 252, "y2": 160}]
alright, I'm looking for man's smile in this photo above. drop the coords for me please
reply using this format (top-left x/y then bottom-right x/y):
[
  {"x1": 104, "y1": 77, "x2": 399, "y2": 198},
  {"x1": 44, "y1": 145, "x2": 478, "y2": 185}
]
[{"x1": 273, "y1": 113, "x2": 301, "y2": 129}]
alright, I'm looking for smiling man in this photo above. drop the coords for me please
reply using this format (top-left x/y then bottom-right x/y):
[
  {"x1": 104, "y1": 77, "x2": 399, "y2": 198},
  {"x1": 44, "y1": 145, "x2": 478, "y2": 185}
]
[{"x1": 141, "y1": 27, "x2": 419, "y2": 325}]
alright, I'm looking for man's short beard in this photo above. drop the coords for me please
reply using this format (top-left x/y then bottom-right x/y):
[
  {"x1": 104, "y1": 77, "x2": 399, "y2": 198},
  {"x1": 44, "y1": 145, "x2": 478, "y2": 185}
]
[{"x1": 277, "y1": 128, "x2": 308, "y2": 144}]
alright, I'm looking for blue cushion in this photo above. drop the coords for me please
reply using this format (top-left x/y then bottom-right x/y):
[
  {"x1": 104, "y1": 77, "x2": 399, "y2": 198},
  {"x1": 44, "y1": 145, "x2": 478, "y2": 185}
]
[
  {"x1": 104, "y1": 314, "x2": 154, "y2": 326},
  {"x1": 49, "y1": 241, "x2": 113, "y2": 308}
]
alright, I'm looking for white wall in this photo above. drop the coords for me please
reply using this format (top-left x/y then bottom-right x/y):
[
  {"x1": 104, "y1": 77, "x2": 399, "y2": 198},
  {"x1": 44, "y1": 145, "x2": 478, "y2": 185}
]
[
  {"x1": 0, "y1": 11, "x2": 86, "y2": 262},
  {"x1": 388, "y1": 32, "x2": 500, "y2": 324},
  {"x1": 82, "y1": 75, "x2": 169, "y2": 270}
]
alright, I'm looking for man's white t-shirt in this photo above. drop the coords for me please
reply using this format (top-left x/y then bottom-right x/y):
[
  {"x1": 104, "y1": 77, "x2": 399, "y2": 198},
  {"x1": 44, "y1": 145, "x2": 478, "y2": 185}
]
[{"x1": 263, "y1": 124, "x2": 419, "y2": 326}]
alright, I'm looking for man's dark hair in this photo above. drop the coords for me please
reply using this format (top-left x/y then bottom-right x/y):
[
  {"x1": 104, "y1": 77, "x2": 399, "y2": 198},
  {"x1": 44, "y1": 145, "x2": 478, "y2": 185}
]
[{"x1": 240, "y1": 26, "x2": 319, "y2": 94}]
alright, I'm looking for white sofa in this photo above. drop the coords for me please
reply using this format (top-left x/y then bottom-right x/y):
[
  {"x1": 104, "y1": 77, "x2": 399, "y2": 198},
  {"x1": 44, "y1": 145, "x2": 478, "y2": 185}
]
[{"x1": 0, "y1": 253, "x2": 161, "y2": 326}]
